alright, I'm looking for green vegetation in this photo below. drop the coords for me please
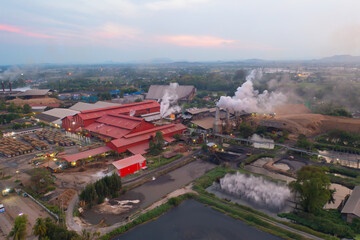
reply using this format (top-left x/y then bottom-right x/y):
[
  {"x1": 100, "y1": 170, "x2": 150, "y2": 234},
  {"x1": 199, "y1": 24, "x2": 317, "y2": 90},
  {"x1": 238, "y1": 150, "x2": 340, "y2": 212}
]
[
  {"x1": 290, "y1": 166, "x2": 332, "y2": 214},
  {"x1": 296, "y1": 134, "x2": 314, "y2": 151},
  {"x1": 146, "y1": 154, "x2": 183, "y2": 170},
  {"x1": 97, "y1": 92, "x2": 112, "y2": 100},
  {"x1": 313, "y1": 103, "x2": 352, "y2": 118},
  {"x1": 27, "y1": 168, "x2": 55, "y2": 195},
  {"x1": 80, "y1": 173, "x2": 122, "y2": 206},
  {"x1": 148, "y1": 131, "x2": 165, "y2": 156},
  {"x1": 238, "y1": 123, "x2": 254, "y2": 138},
  {"x1": 8, "y1": 215, "x2": 28, "y2": 240},
  {"x1": 0, "y1": 113, "x2": 21, "y2": 124},
  {"x1": 11, "y1": 122, "x2": 33, "y2": 130},
  {"x1": 279, "y1": 210, "x2": 359, "y2": 239},
  {"x1": 23, "y1": 103, "x2": 32, "y2": 114},
  {"x1": 33, "y1": 217, "x2": 79, "y2": 240},
  {"x1": 316, "y1": 129, "x2": 360, "y2": 149},
  {"x1": 243, "y1": 153, "x2": 276, "y2": 165}
]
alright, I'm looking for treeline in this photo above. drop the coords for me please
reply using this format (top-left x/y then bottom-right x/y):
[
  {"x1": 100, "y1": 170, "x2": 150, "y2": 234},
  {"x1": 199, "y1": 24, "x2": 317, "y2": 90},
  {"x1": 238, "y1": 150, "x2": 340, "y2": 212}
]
[
  {"x1": 0, "y1": 101, "x2": 32, "y2": 114},
  {"x1": 80, "y1": 174, "x2": 122, "y2": 206},
  {"x1": 0, "y1": 113, "x2": 21, "y2": 124},
  {"x1": 316, "y1": 129, "x2": 360, "y2": 148}
]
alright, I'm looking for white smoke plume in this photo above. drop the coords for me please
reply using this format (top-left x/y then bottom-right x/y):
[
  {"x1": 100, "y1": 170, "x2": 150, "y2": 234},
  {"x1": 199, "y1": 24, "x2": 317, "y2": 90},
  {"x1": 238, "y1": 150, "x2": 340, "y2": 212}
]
[
  {"x1": 0, "y1": 66, "x2": 22, "y2": 81},
  {"x1": 160, "y1": 83, "x2": 181, "y2": 117},
  {"x1": 219, "y1": 172, "x2": 291, "y2": 209},
  {"x1": 217, "y1": 69, "x2": 287, "y2": 113}
]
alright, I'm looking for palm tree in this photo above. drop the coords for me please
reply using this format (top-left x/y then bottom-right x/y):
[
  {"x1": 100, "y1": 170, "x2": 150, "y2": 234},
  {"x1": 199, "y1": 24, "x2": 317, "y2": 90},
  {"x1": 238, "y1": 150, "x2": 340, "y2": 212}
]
[
  {"x1": 80, "y1": 229, "x2": 100, "y2": 240},
  {"x1": 33, "y1": 218, "x2": 47, "y2": 239},
  {"x1": 8, "y1": 215, "x2": 27, "y2": 240}
]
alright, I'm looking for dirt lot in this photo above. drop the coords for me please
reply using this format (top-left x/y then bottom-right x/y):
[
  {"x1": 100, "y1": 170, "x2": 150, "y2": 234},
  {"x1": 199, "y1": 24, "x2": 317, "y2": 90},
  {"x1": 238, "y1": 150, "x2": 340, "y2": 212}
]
[
  {"x1": 0, "y1": 194, "x2": 53, "y2": 239},
  {"x1": 252, "y1": 104, "x2": 360, "y2": 137}
]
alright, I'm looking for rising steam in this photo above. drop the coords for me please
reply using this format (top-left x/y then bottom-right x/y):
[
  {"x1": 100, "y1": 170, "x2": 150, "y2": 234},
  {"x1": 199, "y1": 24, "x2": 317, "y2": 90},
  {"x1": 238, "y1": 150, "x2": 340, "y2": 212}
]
[
  {"x1": 217, "y1": 69, "x2": 287, "y2": 113},
  {"x1": 219, "y1": 172, "x2": 291, "y2": 209},
  {"x1": 160, "y1": 83, "x2": 181, "y2": 117}
]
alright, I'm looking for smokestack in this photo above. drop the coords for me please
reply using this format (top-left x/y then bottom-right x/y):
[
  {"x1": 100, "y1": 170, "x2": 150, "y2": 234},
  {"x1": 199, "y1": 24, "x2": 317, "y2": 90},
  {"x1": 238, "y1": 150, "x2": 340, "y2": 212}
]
[
  {"x1": 213, "y1": 107, "x2": 222, "y2": 134},
  {"x1": 9, "y1": 82, "x2": 12, "y2": 92},
  {"x1": 1, "y1": 82, "x2": 4, "y2": 92},
  {"x1": 225, "y1": 108, "x2": 231, "y2": 133}
]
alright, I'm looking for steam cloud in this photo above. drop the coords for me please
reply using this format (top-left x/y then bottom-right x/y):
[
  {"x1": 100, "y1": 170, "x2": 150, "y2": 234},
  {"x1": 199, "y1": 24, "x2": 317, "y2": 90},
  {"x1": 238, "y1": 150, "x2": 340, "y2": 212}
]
[
  {"x1": 217, "y1": 69, "x2": 287, "y2": 113},
  {"x1": 160, "y1": 83, "x2": 181, "y2": 117},
  {"x1": 219, "y1": 172, "x2": 291, "y2": 209}
]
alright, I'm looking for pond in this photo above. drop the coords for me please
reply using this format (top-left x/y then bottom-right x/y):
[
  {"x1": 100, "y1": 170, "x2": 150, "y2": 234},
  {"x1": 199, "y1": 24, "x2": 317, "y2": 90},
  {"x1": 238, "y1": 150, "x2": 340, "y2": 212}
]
[{"x1": 113, "y1": 200, "x2": 283, "y2": 240}]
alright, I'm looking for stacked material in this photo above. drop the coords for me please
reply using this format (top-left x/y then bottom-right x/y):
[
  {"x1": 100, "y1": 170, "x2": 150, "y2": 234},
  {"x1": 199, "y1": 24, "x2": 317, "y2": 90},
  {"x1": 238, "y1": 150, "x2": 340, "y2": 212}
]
[
  {"x1": 22, "y1": 135, "x2": 49, "y2": 150},
  {"x1": 35, "y1": 129, "x2": 75, "y2": 146},
  {"x1": 0, "y1": 137, "x2": 33, "y2": 157}
]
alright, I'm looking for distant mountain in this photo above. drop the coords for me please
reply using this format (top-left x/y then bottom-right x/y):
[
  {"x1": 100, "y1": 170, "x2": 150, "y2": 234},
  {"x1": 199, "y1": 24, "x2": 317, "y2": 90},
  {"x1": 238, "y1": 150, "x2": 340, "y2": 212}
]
[{"x1": 318, "y1": 55, "x2": 360, "y2": 63}]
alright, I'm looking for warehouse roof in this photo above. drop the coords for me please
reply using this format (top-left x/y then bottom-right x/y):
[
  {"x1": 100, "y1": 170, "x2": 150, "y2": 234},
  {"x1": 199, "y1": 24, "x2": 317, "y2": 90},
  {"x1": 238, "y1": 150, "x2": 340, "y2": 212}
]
[
  {"x1": 77, "y1": 101, "x2": 160, "y2": 121},
  {"x1": 191, "y1": 117, "x2": 215, "y2": 130},
  {"x1": 69, "y1": 101, "x2": 121, "y2": 111},
  {"x1": 110, "y1": 123, "x2": 186, "y2": 148},
  {"x1": 342, "y1": 186, "x2": 360, "y2": 217},
  {"x1": 61, "y1": 146, "x2": 112, "y2": 162},
  {"x1": 146, "y1": 85, "x2": 195, "y2": 100},
  {"x1": 112, "y1": 154, "x2": 146, "y2": 170},
  {"x1": 17, "y1": 89, "x2": 51, "y2": 97},
  {"x1": 34, "y1": 113, "x2": 59, "y2": 123},
  {"x1": 41, "y1": 108, "x2": 79, "y2": 119},
  {"x1": 186, "y1": 107, "x2": 216, "y2": 115}
]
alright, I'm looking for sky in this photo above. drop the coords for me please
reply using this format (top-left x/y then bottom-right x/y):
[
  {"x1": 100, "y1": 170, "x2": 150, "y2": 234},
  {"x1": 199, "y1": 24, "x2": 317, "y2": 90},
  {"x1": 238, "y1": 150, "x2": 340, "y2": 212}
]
[{"x1": 1, "y1": 0, "x2": 360, "y2": 65}]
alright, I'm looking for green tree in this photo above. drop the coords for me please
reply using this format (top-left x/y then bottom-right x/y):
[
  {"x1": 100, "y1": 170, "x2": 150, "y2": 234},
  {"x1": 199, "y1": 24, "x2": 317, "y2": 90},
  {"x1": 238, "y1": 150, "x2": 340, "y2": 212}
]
[
  {"x1": 33, "y1": 218, "x2": 47, "y2": 239},
  {"x1": 154, "y1": 131, "x2": 164, "y2": 148},
  {"x1": 8, "y1": 215, "x2": 27, "y2": 240},
  {"x1": 296, "y1": 134, "x2": 313, "y2": 150},
  {"x1": 7, "y1": 102, "x2": 17, "y2": 113},
  {"x1": 238, "y1": 123, "x2": 254, "y2": 138},
  {"x1": 289, "y1": 166, "x2": 333, "y2": 214},
  {"x1": 23, "y1": 104, "x2": 32, "y2": 114},
  {"x1": 134, "y1": 98, "x2": 142, "y2": 102}
]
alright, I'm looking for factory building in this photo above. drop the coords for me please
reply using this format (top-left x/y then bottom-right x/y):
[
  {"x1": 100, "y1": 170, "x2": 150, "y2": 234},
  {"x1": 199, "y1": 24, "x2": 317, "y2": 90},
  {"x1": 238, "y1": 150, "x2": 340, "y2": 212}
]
[
  {"x1": 34, "y1": 108, "x2": 79, "y2": 128},
  {"x1": 62, "y1": 100, "x2": 160, "y2": 132},
  {"x1": 107, "y1": 123, "x2": 187, "y2": 155},
  {"x1": 109, "y1": 154, "x2": 146, "y2": 177},
  {"x1": 84, "y1": 114, "x2": 154, "y2": 140}
]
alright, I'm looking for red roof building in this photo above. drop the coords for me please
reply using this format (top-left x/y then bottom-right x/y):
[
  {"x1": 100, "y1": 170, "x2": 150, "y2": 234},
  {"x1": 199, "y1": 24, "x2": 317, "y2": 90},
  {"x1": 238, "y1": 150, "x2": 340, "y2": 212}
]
[
  {"x1": 107, "y1": 123, "x2": 187, "y2": 154},
  {"x1": 61, "y1": 146, "x2": 112, "y2": 165},
  {"x1": 84, "y1": 114, "x2": 154, "y2": 140},
  {"x1": 110, "y1": 154, "x2": 146, "y2": 177},
  {"x1": 70, "y1": 100, "x2": 160, "y2": 130}
]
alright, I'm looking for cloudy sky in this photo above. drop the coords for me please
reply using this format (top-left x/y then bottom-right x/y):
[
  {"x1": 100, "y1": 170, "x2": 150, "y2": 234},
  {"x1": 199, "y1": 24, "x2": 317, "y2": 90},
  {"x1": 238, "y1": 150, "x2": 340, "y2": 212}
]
[{"x1": 1, "y1": 0, "x2": 360, "y2": 64}]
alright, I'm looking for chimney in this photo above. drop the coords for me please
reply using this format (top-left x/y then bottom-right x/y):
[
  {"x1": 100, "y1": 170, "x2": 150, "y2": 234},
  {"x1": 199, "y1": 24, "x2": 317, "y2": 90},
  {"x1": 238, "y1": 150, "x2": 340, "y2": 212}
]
[
  {"x1": 225, "y1": 108, "x2": 231, "y2": 133},
  {"x1": 213, "y1": 106, "x2": 222, "y2": 134},
  {"x1": 9, "y1": 82, "x2": 12, "y2": 92},
  {"x1": 1, "y1": 82, "x2": 4, "y2": 92}
]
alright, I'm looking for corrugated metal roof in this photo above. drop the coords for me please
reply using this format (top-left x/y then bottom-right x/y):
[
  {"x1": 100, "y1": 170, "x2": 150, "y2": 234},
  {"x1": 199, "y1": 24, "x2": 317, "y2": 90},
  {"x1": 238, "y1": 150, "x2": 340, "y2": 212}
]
[
  {"x1": 85, "y1": 123, "x2": 131, "y2": 139},
  {"x1": 34, "y1": 113, "x2": 60, "y2": 123},
  {"x1": 112, "y1": 154, "x2": 146, "y2": 170},
  {"x1": 146, "y1": 85, "x2": 195, "y2": 100},
  {"x1": 77, "y1": 101, "x2": 160, "y2": 121},
  {"x1": 41, "y1": 108, "x2": 79, "y2": 119},
  {"x1": 191, "y1": 117, "x2": 215, "y2": 130},
  {"x1": 110, "y1": 123, "x2": 186, "y2": 148},
  {"x1": 61, "y1": 146, "x2": 111, "y2": 162},
  {"x1": 341, "y1": 186, "x2": 360, "y2": 217},
  {"x1": 128, "y1": 143, "x2": 149, "y2": 155}
]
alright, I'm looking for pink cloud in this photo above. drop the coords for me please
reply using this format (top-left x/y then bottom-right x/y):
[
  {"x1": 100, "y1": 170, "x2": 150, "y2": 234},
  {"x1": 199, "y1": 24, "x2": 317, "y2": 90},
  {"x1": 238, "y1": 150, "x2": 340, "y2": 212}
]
[
  {"x1": 158, "y1": 35, "x2": 234, "y2": 47},
  {"x1": 0, "y1": 24, "x2": 55, "y2": 39}
]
